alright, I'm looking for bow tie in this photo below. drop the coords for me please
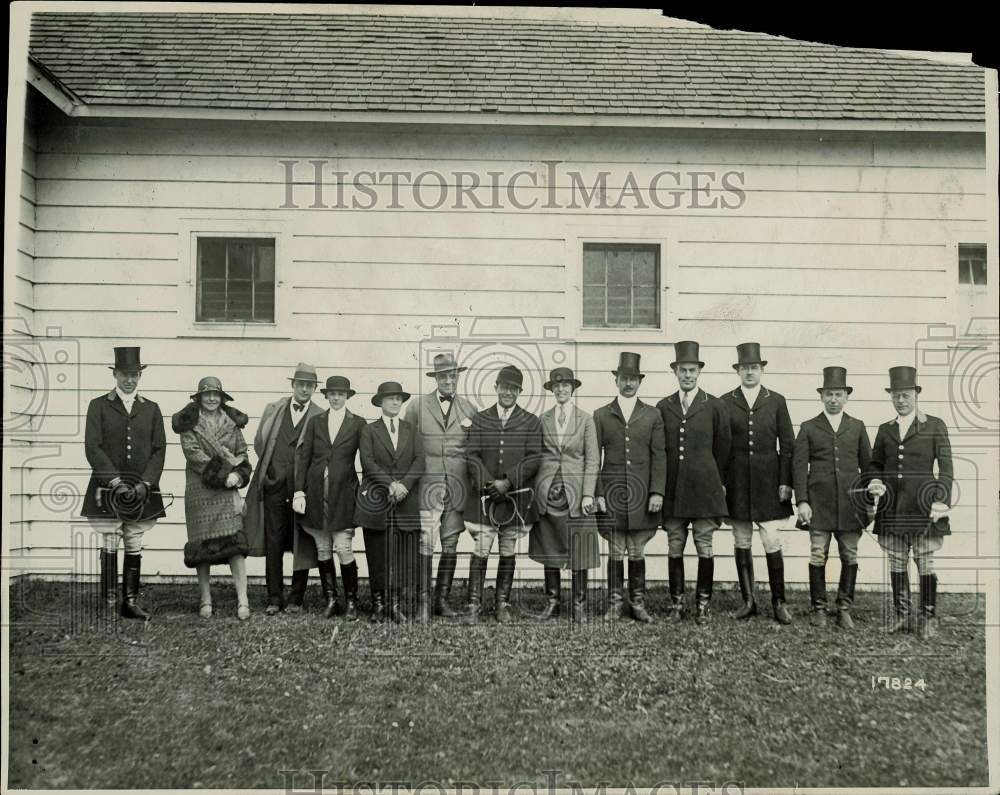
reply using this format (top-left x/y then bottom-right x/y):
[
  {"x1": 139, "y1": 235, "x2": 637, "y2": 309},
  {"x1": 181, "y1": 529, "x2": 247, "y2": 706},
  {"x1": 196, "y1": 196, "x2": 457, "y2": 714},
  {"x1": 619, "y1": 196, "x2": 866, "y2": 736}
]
[
  {"x1": 292, "y1": 402, "x2": 306, "y2": 412},
  {"x1": 438, "y1": 394, "x2": 453, "y2": 403}
]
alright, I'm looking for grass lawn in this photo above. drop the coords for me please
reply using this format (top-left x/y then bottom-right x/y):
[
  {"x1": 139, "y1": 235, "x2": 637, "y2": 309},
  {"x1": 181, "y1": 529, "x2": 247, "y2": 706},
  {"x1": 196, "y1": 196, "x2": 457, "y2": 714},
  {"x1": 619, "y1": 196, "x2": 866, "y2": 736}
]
[{"x1": 7, "y1": 578, "x2": 989, "y2": 790}]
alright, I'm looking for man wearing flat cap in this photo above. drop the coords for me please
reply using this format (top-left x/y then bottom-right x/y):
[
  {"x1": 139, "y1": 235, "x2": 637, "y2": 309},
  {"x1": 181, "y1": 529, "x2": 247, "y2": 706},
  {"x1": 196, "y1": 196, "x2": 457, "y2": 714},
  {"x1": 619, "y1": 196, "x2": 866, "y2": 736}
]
[
  {"x1": 245, "y1": 363, "x2": 325, "y2": 615},
  {"x1": 463, "y1": 364, "x2": 543, "y2": 624},
  {"x1": 82, "y1": 346, "x2": 166, "y2": 620},
  {"x1": 793, "y1": 367, "x2": 872, "y2": 629},
  {"x1": 722, "y1": 342, "x2": 795, "y2": 624},
  {"x1": 867, "y1": 366, "x2": 953, "y2": 640},
  {"x1": 657, "y1": 341, "x2": 731, "y2": 625},
  {"x1": 593, "y1": 352, "x2": 666, "y2": 623},
  {"x1": 404, "y1": 353, "x2": 477, "y2": 622}
]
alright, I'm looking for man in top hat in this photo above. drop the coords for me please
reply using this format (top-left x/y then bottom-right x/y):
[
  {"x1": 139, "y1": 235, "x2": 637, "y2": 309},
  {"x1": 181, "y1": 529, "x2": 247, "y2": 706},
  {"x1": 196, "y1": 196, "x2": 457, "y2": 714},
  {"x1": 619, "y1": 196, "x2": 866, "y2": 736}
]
[
  {"x1": 463, "y1": 364, "x2": 543, "y2": 624},
  {"x1": 867, "y1": 366, "x2": 953, "y2": 640},
  {"x1": 593, "y1": 352, "x2": 666, "y2": 623},
  {"x1": 244, "y1": 363, "x2": 326, "y2": 614},
  {"x1": 292, "y1": 375, "x2": 367, "y2": 620},
  {"x1": 657, "y1": 341, "x2": 731, "y2": 625},
  {"x1": 721, "y1": 342, "x2": 795, "y2": 624},
  {"x1": 793, "y1": 367, "x2": 872, "y2": 629},
  {"x1": 82, "y1": 346, "x2": 167, "y2": 620},
  {"x1": 404, "y1": 353, "x2": 477, "y2": 622}
]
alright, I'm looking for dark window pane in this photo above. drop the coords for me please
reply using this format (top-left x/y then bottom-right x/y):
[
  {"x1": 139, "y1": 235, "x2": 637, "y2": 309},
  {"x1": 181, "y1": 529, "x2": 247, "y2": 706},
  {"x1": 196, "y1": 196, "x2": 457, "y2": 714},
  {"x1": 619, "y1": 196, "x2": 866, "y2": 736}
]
[
  {"x1": 607, "y1": 249, "x2": 632, "y2": 286},
  {"x1": 583, "y1": 286, "x2": 606, "y2": 326},
  {"x1": 634, "y1": 251, "x2": 657, "y2": 286},
  {"x1": 959, "y1": 244, "x2": 987, "y2": 286},
  {"x1": 198, "y1": 239, "x2": 226, "y2": 280},
  {"x1": 583, "y1": 248, "x2": 606, "y2": 285},
  {"x1": 257, "y1": 243, "x2": 276, "y2": 281},
  {"x1": 254, "y1": 283, "x2": 275, "y2": 321},
  {"x1": 228, "y1": 241, "x2": 254, "y2": 280},
  {"x1": 196, "y1": 237, "x2": 276, "y2": 322},
  {"x1": 581, "y1": 243, "x2": 660, "y2": 328}
]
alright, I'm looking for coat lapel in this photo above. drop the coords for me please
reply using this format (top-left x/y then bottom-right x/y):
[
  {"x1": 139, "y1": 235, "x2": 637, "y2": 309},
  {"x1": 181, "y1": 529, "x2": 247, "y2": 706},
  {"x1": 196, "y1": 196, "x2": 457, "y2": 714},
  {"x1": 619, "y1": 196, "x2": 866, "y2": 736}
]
[
  {"x1": 328, "y1": 408, "x2": 356, "y2": 448},
  {"x1": 684, "y1": 390, "x2": 707, "y2": 419},
  {"x1": 427, "y1": 392, "x2": 449, "y2": 431},
  {"x1": 373, "y1": 417, "x2": 400, "y2": 460},
  {"x1": 608, "y1": 399, "x2": 627, "y2": 424},
  {"x1": 729, "y1": 388, "x2": 750, "y2": 412}
]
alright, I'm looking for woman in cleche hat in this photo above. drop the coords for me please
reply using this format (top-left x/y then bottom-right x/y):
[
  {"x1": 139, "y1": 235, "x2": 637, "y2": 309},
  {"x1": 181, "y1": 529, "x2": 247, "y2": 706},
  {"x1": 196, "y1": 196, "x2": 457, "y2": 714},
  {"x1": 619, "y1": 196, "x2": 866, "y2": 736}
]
[{"x1": 172, "y1": 377, "x2": 253, "y2": 620}]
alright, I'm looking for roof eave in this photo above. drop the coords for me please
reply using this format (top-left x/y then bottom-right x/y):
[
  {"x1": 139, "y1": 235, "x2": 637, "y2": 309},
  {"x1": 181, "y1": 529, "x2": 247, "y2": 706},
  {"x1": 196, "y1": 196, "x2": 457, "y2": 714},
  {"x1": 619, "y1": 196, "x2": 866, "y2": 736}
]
[
  {"x1": 27, "y1": 58, "x2": 82, "y2": 115},
  {"x1": 59, "y1": 103, "x2": 986, "y2": 133}
]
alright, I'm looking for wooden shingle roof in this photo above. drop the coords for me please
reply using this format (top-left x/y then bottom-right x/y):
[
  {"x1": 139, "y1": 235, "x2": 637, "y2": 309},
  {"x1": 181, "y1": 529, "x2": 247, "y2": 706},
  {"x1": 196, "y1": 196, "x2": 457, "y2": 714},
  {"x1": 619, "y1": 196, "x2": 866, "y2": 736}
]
[{"x1": 28, "y1": 12, "x2": 985, "y2": 121}]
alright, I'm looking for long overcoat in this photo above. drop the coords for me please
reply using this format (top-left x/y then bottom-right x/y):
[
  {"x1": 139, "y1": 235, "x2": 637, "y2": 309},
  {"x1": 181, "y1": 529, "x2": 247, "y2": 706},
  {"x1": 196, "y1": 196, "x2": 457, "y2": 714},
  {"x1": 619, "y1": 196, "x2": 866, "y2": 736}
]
[
  {"x1": 868, "y1": 414, "x2": 953, "y2": 536},
  {"x1": 792, "y1": 413, "x2": 872, "y2": 533},
  {"x1": 81, "y1": 389, "x2": 167, "y2": 521},
  {"x1": 294, "y1": 408, "x2": 366, "y2": 533},
  {"x1": 593, "y1": 399, "x2": 666, "y2": 530},
  {"x1": 656, "y1": 390, "x2": 730, "y2": 519},
  {"x1": 353, "y1": 418, "x2": 425, "y2": 532},
  {"x1": 403, "y1": 391, "x2": 477, "y2": 511},
  {"x1": 721, "y1": 386, "x2": 795, "y2": 522}
]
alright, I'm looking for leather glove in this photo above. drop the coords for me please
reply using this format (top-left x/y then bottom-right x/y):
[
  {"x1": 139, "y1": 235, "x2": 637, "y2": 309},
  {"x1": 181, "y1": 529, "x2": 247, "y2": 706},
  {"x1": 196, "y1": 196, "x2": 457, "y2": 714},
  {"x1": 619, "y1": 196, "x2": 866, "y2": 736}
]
[{"x1": 133, "y1": 481, "x2": 149, "y2": 503}]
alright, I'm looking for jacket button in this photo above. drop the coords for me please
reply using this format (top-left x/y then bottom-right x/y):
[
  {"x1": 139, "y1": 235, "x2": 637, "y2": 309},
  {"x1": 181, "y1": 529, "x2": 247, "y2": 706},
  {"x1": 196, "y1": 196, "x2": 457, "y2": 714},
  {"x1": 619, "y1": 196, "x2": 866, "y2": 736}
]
[
  {"x1": 898, "y1": 444, "x2": 904, "y2": 450},
  {"x1": 749, "y1": 452, "x2": 754, "y2": 456},
  {"x1": 681, "y1": 420, "x2": 686, "y2": 425},
  {"x1": 749, "y1": 431, "x2": 754, "y2": 436},
  {"x1": 748, "y1": 420, "x2": 754, "y2": 426},
  {"x1": 897, "y1": 474, "x2": 903, "y2": 479},
  {"x1": 680, "y1": 427, "x2": 685, "y2": 433},
  {"x1": 625, "y1": 436, "x2": 630, "y2": 441},
  {"x1": 678, "y1": 455, "x2": 684, "y2": 461},
  {"x1": 679, "y1": 446, "x2": 684, "y2": 451},
  {"x1": 749, "y1": 441, "x2": 754, "y2": 446},
  {"x1": 898, "y1": 454, "x2": 903, "y2": 459},
  {"x1": 626, "y1": 460, "x2": 632, "y2": 465}
]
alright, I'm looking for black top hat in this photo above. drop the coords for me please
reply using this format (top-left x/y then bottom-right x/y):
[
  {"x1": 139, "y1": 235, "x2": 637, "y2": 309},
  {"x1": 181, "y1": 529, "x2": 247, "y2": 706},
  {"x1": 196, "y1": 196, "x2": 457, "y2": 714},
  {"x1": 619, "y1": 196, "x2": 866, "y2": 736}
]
[
  {"x1": 733, "y1": 342, "x2": 767, "y2": 370},
  {"x1": 612, "y1": 352, "x2": 644, "y2": 378},
  {"x1": 670, "y1": 341, "x2": 704, "y2": 369},
  {"x1": 543, "y1": 367, "x2": 582, "y2": 391},
  {"x1": 426, "y1": 353, "x2": 468, "y2": 377},
  {"x1": 496, "y1": 365, "x2": 524, "y2": 389},
  {"x1": 371, "y1": 381, "x2": 411, "y2": 406},
  {"x1": 110, "y1": 346, "x2": 146, "y2": 371},
  {"x1": 886, "y1": 366, "x2": 921, "y2": 394},
  {"x1": 321, "y1": 375, "x2": 356, "y2": 398},
  {"x1": 189, "y1": 375, "x2": 233, "y2": 402},
  {"x1": 817, "y1": 366, "x2": 853, "y2": 395}
]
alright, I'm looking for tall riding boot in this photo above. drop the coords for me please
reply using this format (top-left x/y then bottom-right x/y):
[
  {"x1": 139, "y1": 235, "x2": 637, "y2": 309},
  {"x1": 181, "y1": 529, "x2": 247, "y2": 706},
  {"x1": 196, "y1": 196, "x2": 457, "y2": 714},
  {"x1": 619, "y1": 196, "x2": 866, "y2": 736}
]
[
  {"x1": 369, "y1": 590, "x2": 386, "y2": 623},
  {"x1": 694, "y1": 556, "x2": 714, "y2": 625},
  {"x1": 836, "y1": 563, "x2": 858, "y2": 629},
  {"x1": 494, "y1": 555, "x2": 516, "y2": 624},
  {"x1": 534, "y1": 567, "x2": 561, "y2": 621},
  {"x1": 287, "y1": 568, "x2": 309, "y2": 614},
  {"x1": 341, "y1": 561, "x2": 359, "y2": 621},
  {"x1": 666, "y1": 556, "x2": 685, "y2": 622},
  {"x1": 888, "y1": 570, "x2": 911, "y2": 633},
  {"x1": 766, "y1": 550, "x2": 792, "y2": 624},
  {"x1": 465, "y1": 555, "x2": 488, "y2": 624},
  {"x1": 571, "y1": 569, "x2": 588, "y2": 624},
  {"x1": 417, "y1": 554, "x2": 433, "y2": 625},
  {"x1": 433, "y1": 552, "x2": 461, "y2": 617},
  {"x1": 918, "y1": 573, "x2": 938, "y2": 640},
  {"x1": 120, "y1": 554, "x2": 150, "y2": 621},
  {"x1": 100, "y1": 550, "x2": 118, "y2": 612},
  {"x1": 628, "y1": 558, "x2": 654, "y2": 624},
  {"x1": 808, "y1": 563, "x2": 828, "y2": 627},
  {"x1": 317, "y1": 559, "x2": 340, "y2": 619},
  {"x1": 603, "y1": 558, "x2": 626, "y2": 621},
  {"x1": 733, "y1": 548, "x2": 758, "y2": 619}
]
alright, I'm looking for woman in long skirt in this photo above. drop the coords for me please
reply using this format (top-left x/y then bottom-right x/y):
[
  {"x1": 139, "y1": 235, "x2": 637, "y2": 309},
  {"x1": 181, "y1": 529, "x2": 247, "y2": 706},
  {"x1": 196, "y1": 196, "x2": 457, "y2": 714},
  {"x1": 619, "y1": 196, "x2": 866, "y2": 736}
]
[
  {"x1": 529, "y1": 367, "x2": 600, "y2": 622},
  {"x1": 172, "y1": 376, "x2": 253, "y2": 619}
]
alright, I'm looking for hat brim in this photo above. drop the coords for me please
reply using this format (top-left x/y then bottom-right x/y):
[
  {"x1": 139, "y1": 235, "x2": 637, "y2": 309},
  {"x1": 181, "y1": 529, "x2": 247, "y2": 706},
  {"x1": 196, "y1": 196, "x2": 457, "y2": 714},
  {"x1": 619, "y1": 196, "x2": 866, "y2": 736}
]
[
  {"x1": 288, "y1": 377, "x2": 319, "y2": 385},
  {"x1": 817, "y1": 386, "x2": 853, "y2": 395},
  {"x1": 322, "y1": 388, "x2": 357, "y2": 398},
  {"x1": 372, "y1": 391, "x2": 411, "y2": 406},
  {"x1": 733, "y1": 360, "x2": 767, "y2": 370},
  {"x1": 611, "y1": 370, "x2": 645, "y2": 379},
  {"x1": 191, "y1": 389, "x2": 234, "y2": 402},
  {"x1": 496, "y1": 379, "x2": 523, "y2": 389},
  {"x1": 885, "y1": 386, "x2": 922, "y2": 394},
  {"x1": 109, "y1": 365, "x2": 147, "y2": 371},
  {"x1": 544, "y1": 378, "x2": 582, "y2": 391},
  {"x1": 426, "y1": 366, "x2": 468, "y2": 377},
  {"x1": 669, "y1": 361, "x2": 705, "y2": 369}
]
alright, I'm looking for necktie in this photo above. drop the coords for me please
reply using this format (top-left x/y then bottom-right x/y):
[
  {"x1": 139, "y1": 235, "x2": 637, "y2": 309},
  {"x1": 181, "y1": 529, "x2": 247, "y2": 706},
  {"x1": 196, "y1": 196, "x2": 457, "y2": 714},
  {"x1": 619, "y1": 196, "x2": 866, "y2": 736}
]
[
  {"x1": 292, "y1": 402, "x2": 305, "y2": 412},
  {"x1": 390, "y1": 418, "x2": 396, "y2": 434},
  {"x1": 558, "y1": 405, "x2": 567, "y2": 428},
  {"x1": 500, "y1": 409, "x2": 508, "y2": 428},
  {"x1": 681, "y1": 392, "x2": 690, "y2": 414}
]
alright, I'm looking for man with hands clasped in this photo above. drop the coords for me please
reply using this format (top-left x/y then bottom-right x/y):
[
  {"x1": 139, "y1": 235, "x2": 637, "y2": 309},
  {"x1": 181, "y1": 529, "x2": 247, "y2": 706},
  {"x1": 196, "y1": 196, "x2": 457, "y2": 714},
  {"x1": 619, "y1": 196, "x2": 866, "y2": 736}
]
[{"x1": 866, "y1": 367, "x2": 953, "y2": 640}]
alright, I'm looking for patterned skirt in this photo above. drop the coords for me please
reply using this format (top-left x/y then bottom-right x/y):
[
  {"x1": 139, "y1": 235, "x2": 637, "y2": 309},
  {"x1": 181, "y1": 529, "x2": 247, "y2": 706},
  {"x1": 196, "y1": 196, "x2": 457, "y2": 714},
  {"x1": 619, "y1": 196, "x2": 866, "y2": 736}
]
[{"x1": 183, "y1": 468, "x2": 248, "y2": 567}]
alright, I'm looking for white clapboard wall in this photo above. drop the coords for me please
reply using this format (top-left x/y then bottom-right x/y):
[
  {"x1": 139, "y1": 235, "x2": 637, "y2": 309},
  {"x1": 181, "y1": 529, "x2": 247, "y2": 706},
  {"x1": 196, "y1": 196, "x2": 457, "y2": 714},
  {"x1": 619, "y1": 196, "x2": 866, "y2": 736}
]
[{"x1": 7, "y1": 91, "x2": 997, "y2": 590}]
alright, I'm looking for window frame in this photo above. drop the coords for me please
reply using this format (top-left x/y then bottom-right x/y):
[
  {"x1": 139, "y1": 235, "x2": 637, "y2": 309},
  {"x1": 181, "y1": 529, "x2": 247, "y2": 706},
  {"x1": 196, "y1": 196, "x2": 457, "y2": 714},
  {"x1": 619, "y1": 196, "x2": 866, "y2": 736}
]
[{"x1": 196, "y1": 236, "x2": 277, "y2": 324}]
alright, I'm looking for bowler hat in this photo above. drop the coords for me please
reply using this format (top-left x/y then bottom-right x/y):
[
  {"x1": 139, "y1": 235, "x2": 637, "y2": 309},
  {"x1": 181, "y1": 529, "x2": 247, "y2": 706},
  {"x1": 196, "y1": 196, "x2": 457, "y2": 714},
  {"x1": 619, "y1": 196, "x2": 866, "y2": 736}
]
[
  {"x1": 190, "y1": 376, "x2": 233, "y2": 402},
  {"x1": 886, "y1": 366, "x2": 921, "y2": 394},
  {"x1": 612, "y1": 352, "x2": 644, "y2": 379},
  {"x1": 288, "y1": 362, "x2": 319, "y2": 384},
  {"x1": 426, "y1": 353, "x2": 468, "y2": 377},
  {"x1": 817, "y1": 366, "x2": 853, "y2": 395},
  {"x1": 321, "y1": 375, "x2": 356, "y2": 398},
  {"x1": 733, "y1": 342, "x2": 767, "y2": 370},
  {"x1": 544, "y1": 366, "x2": 582, "y2": 391},
  {"x1": 109, "y1": 346, "x2": 146, "y2": 372},
  {"x1": 496, "y1": 365, "x2": 524, "y2": 389},
  {"x1": 372, "y1": 381, "x2": 411, "y2": 406},
  {"x1": 670, "y1": 341, "x2": 705, "y2": 369}
]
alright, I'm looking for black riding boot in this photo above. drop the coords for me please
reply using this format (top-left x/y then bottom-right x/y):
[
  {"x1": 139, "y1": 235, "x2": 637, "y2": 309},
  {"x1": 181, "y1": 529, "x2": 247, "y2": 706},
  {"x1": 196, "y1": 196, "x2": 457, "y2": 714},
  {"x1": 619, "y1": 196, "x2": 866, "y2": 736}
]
[
  {"x1": 465, "y1": 555, "x2": 488, "y2": 624},
  {"x1": 534, "y1": 567, "x2": 561, "y2": 621},
  {"x1": 120, "y1": 553, "x2": 150, "y2": 621},
  {"x1": 604, "y1": 558, "x2": 626, "y2": 621},
  {"x1": 433, "y1": 552, "x2": 461, "y2": 617},
  {"x1": 836, "y1": 563, "x2": 858, "y2": 629},
  {"x1": 495, "y1": 555, "x2": 516, "y2": 624},
  {"x1": 628, "y1": 558, "x2": 654, "y2": 623},
  {"x1": 733, "y1": 547, "x2": 757, "y2": 619},
  {"x1": 766, "y1": 550, "x2": 792, "y2": 624},
  {"x1": 417, "y1": 553, "x2": 433, "y2": 625},
  {"x1": 100, "y1": 550, "x2": 118, "y2": 612},
  {"x1": 694, "y1": 556, "x2": 714, "y2": 625},
  {"x1": 317, "y1": 559, "x2": 341, "y2": 619},
  {"x1": 340, "y1": 560, "x2": 359, "y2": 621},
  {"x1": 808, "y1": 563, "x2": 827, "y2": 627},
  {"x1": 918, "y1": 573, "x2": 938, "y2": 640},
  {"x1": 666, "y1": 556, "x2": 685, "y2": 622},
  {"x1": 571, "y1": 569, "x2": 588, "y2": 624},
  {"x1": 888, "y1": 570, "x2": 911, "y2": 633},
  {"x1": 287, "y1": 568, "x2": 309, "y2": 614}
]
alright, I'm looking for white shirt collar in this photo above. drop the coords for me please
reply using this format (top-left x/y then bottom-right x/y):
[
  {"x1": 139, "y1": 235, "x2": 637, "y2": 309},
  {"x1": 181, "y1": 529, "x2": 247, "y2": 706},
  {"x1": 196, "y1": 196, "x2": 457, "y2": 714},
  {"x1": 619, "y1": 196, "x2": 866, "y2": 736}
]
[
  {"x1": 616, "y1": 394, "x2": 638, "y2": 420},
  {"x1": 741, "y1": 384, "x2": 761, "y2": 407},
  {"x1": 897, "y1": 413, "x2": 916, "y2": 435},
  {"x1": 382, "y1": 413, "x2": 399, "y2": 430},
  {"x1": 824, "y1": 410, "x2": 843, "y2": 430},
  {"x1": 116, "y1": 387, "x2": 137, "y2": 406},
  {"x1": 680, "y1": 387, "x2": 700, "y2": 406}
]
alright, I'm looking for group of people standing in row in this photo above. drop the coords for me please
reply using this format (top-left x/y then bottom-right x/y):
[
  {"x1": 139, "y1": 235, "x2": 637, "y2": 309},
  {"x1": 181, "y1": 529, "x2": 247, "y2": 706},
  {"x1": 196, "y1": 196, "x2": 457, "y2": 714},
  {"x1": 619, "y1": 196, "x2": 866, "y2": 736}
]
[{"x1": 82, "y1": 341, "x2": 953, "y2": 639}]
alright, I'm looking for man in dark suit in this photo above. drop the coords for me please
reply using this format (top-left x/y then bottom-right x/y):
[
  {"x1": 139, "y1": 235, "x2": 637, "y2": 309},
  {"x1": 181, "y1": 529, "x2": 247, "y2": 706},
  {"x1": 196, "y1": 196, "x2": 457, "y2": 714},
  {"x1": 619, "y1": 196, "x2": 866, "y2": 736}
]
[
  {"x1": 82, "y1": 346, "x2": 167, "y2": 620},
  {"x1": 355, "y1": 382, "x2": 425, "y2": 623},
  {"x1": 292, "y1": 375, "x2": 367, "y2": 620},
  {"x1": 867, "y1": 366, "x2": 953, "y2": 640},
  {"x1": 722, "y1": 342, "x2": 795, "y2": 624},
  {"x1": 593, "y1": 352, "x2": 666, "y2": 623},
  {"x1": 657, "y1": 341, "x2": 731, "y2": 625},
  {"x1": 793, "y1": 367, "x2": 872, "y2": 629},
  {"x1": 244, "y1": 363, "x2": 325, "y2": 615},
  {"x1": 463, "y1": 365, "x2": 543, "y2": 624}
]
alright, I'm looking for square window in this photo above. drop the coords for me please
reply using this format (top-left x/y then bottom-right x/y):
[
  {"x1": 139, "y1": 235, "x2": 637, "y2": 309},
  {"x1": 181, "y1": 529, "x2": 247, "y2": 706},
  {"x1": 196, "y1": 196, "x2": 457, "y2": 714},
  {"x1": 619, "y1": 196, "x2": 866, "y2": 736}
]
[
  {"x1": 581, "y1": 243, "x2": 660, "y2": 329},
  {"x1": 196, "y1": 238, "x2": 276, "y2": 322},
  {"x1": 958, "y1": 244, "x2": 987, "y2": 286}
]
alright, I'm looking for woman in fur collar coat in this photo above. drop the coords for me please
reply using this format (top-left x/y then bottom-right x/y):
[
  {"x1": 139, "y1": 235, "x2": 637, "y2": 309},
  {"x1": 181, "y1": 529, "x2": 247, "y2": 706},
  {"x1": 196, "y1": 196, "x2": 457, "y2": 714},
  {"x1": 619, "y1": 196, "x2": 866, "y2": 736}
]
[{"x1": 173, "y1": 377, "x2": 253, "y2": 619}]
